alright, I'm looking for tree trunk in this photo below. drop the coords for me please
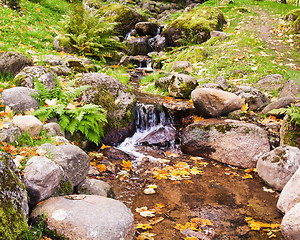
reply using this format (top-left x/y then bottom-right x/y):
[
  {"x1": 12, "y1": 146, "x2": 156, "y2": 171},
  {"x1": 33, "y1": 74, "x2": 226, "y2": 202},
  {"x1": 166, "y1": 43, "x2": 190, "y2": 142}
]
[{"x1": 281, "y1": 0, "x2": 287, "y2": 3}]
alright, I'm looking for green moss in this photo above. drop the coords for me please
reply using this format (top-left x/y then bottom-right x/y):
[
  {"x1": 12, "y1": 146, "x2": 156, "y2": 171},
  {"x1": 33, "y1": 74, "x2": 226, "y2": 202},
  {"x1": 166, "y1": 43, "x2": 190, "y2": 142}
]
[
  {"x1": 170, "y1": 6, "x2": 225, "y2": 38},
  {"x1": 56, "y1": 180, "x2": 73, "y2": 196},
  {"x1": 57, "y1": 36, "x2": 72, "y2": 48},
  {"x1": 285, "y1": 9, "x2": 300, "y2": 21},
  {"x1": 0, "y1": 203, "x2": 28, "y2": 240},
  {"x1": 172, "y1": 46, "x2": 208, "y2": 64},
  {"x1": 214, "y1": 124, "x2": 237, "y2": 134},
  {"x1": 97, "y1": 3, "x2": 147, "y2": 36}
]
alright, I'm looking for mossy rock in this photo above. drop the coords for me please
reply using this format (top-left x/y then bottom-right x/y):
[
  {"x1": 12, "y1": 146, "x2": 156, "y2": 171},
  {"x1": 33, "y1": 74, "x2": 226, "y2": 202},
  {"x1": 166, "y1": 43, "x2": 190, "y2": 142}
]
[
  {"x1": 164, "y1": 6, "x2": 226, "y2": 46},
  {"x1": 97, "y1": 3, "x2": 147, "y2": 37},
  {"x1": 172, "y1": 46, "x2": 208, "y2": 64},
  {"x1": 0, "y1": 152, "x2": 29, "y2": 239},
  {"x1": 280, "y1": 115, "x2": 300, "y2": 148}
]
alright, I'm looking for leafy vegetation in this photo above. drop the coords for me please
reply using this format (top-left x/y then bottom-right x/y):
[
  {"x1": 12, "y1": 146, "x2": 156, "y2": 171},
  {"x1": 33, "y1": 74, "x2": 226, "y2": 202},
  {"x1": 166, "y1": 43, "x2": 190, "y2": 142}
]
[
  {"x1": 32, "y1": 79, "x2": 107, "y2": 145},
  {"x1": 59, "y1": 5, "x2": 123, "y2": 60},
  {"x1": 268, "y1": 104, "x2": 300, "y2": 126}
]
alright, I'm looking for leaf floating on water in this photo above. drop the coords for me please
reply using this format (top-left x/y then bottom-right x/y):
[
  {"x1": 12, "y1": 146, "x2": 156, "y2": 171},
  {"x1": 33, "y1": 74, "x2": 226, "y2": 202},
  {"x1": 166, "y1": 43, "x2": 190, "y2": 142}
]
[
  {"x1": 190, "y1": 218, "x2": 214, "y2": 228},
  {"x1": 136, "y1": 207, "x2": 156, "y2": 217},
  {"x1": 245, "y1": 217, "x2": 280, "y2": 231},
  {"x1": 243, "y1": 173, "x2": 253, "y2": 179},
  {"x1": 183, "y1": 237, "x2": 199, "y2": 240},
  {"x1": 149, "y1": 217, "x2": 164, "y2": 225}
]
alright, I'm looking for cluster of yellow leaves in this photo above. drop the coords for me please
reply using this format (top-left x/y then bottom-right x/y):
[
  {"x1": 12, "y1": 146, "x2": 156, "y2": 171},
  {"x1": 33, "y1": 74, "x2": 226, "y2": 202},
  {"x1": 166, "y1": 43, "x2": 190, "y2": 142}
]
[
  {"x1": 174, "y1": 218, "x2": 213, "y2": 232},
  {"x1": 260, "y1": 115, "x2": 282, "y2": 125},
  {"x1": 121, "y1": 160, "x2": 132, "y2": 171},
  {"x1": 193, "y1": 116, "x2": 204, "y2": 123},
  {"x1": 151, "y1": 162, "x2": 202, "y2": 181},
  {"x1": 245, "y1": 217, "x2": 280, "y2": 231}
]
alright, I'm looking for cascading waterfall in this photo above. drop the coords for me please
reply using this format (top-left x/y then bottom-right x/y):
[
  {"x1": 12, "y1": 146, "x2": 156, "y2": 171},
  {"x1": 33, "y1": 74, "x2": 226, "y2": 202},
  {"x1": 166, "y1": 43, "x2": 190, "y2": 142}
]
[{"x1": 117, "y1": 102, "x2": 173, "y2": 161}]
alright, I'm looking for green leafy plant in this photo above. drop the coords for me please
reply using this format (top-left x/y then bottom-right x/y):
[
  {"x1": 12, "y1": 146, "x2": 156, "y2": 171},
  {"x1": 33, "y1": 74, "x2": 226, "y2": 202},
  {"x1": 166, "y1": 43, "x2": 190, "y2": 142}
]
[
  {"x1": 268, "y1": 104, "x2": 300, "y2": 125},
  {"x1": 59, "y1": 5, "x2": 123, "y2": 60},
  {"x1": 32, "y1": 79, "x2": 107, "y2": 145}
]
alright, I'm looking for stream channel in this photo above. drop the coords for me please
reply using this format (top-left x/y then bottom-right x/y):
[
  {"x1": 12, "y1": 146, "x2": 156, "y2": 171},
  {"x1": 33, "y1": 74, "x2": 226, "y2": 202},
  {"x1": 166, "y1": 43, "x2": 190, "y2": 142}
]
[{"x1": 92, "y1": 69, "x2": 283, "y2": 240}]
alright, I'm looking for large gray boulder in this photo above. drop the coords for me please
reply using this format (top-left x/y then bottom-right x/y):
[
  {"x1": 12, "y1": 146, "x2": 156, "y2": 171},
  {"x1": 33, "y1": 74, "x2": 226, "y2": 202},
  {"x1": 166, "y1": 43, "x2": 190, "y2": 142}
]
[
  {"x1": 277, "y1": 167, "x2": 300, "y2": 214},
  {"x1": 12, "y1": 115, "x2": 43, "y2": 136},
  {"x1": 43, "y1": 122, "x2": 64, "y2": 137},
  {"x1": 0, "y1": 51, "x2": 33, "y2": 76},
  {"x1": 0, "y1": 152, "x2": 29, "y2": 239},
  {"x1": 75, "y1": 178, "x2": 113, "y2": 197},
  {"x1": 256, "y1": 74, "x2": 284, "y2": 91},
  {"x1": 76, "y1": 73, "x2": 136, "y2": 145},
  {"x1": 168, "y1": 73, "x2": 197, "y2": 99},
  {"x1": 181, "y1": 119, "x2": 270, "y2": 168},
  {"x1": 38, "y1": 143, "x2": 90, "y2": 187},
  {"x1": 191, "y1": 88, "x2": 243, "y2": 118},
  {"x1": 233, "y1": 86, "x2": 270, "y2": 110},
  {"x1": 1, "y1": 87, "x2": 39, "y2": 113},
  {"x1": 281, "y1": 203, "x2": 300, "y2": 240},
  {"x1": 256, "y1": 146, "x2": 300, "y2": 191},
  {"x1": 14, "y1": 66, "x2": 56, "y2": 90},
  {"x1": 31, "y1": 195, "x2": 135, "y2": 240},
  {"x1": 23, "y1": 156, "x2": 72, "y2": 206}
]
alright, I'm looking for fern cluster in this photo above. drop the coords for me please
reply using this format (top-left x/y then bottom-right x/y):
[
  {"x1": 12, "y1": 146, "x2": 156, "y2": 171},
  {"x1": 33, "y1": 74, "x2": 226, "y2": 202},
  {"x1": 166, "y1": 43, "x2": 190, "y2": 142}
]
[
  {"x1": 32, "y1": 79, "x2": 107, "y2": 145},
  {"x1": 269, "y1": 104, "x2": 300, "y2": 126},
  {"x1": 59, "y1": 5, "x2": 123, "y2": 60}
]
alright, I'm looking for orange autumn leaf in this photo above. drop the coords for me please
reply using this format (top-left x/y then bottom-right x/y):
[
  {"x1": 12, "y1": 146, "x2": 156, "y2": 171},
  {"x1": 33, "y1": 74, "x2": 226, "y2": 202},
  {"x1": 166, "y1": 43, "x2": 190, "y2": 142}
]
[
  {"x1": 191, "y1": 218, "x2": 214, "y2": 227},
  {"x1": 193, "y1": 115, "x2": 204, "y2": 122},
  {"x1": 164, "y1": 97, "x2": 173, "y2": 104},
  {"x1": 122, "y1": 160, "x2": 132, "y2": 171},
  {"x1": 136, "y1": 223, "x2": 152, "y2": 230},
  {"x1": 95, "y1": 164, "x2": 107, "y2": 172}
]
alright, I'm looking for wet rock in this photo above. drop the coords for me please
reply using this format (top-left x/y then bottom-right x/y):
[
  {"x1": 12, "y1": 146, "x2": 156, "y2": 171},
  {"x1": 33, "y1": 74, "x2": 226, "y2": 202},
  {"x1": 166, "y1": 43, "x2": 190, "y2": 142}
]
[
  {"x1": 261, "y1": 97, "x2": 298, "y2": 115},
  {"x1": 181, "y1": 119, "x2": 270, "y2": 168},
  {"x1": 170, "y1": 61, "x2": 193, "y2": 72},
  {"x1": 76, "y1": 73, "x2": 136, "y2": 145},
  {"x1": 23, "y1": 156, "x2": 71, "y2": 206},
  {"x1": 256, "y1": 74, "x2": 284, "y2": 91},
  {"x1": 0, "y1": 122, "x2": 21, "y2": 143},
  {"x1": 138, "y1": 125, "x2": 177, "y2": 147},
  {"x1": 126, "y1": 36, "x2": 152, "y2": 56},
  {"x1": 256, "y1": 146, "x2": 300, "y2": 191},
  {"x1": 103, "y1": 147, "x2": 132, "y2": 160},
  {"x1": 151, "y1": 35, "x2": 167, "y2": 52},
  {"x1": 191, "y1": 88, "x2": 243, "y2": 118},
  {"x1": 279, "y1": 80, "x2": 300, "y2": 98},
  {"x1": 31, "y1": 195, "x2": 135, "y2": 240},
  {"x1": 164, "y1": 7, "x2": 225, "y2": 46},
  {"x1": 14, "y1": 66, "x2": 56, "y2": 90},
  {"x1": 12, "y1": 115, "x2": 43, "y2": 136},
  {"x1": 280, "y1": 202, "x2": 300, "y2": 240},
  {"x1": 168, "y1": 73, "x2": 197, "y2": 99},
  {"x1": 38, "y1": 143, "x2": 90, "y2": 187},
  {"x1": 277, "y1": 167, "x2": 300, "y2": 213},
  {"x1": 155, "y1": 74, "x2": 172, "y2": 90},
  {"x1": 280, "y1": 115, "x2": 300, "y2": 148},
  {"x1": 1, "y1": 87, "x2": 39, "y2": 113},
  {"x1": 43, "y1": 122, "x2": 64, "y2": 137},
  {"x1": 233, "y1": 86, "x2": 270, "y2": 111},
  {"x1": 0, "y1": 51, "x2": 33, "y2": 76},
  {"x1": 75, "y1": 178, "x2": 114, "y2": 198},
  {"x1": 0, "y1": 152, "x2": 29, "y2": 238},
  {"x1": 135, "y1": 22, "x2": 159, "y2": 36},
  {"x1": 97, "y1": 3, "x2": 147, "y2": 37},
  {"x1": 119, "y1": 55, "x2": 149, "y2": 67},
  {"x1": 214, "y1": 75, "x2": 228, "y2": 90}
]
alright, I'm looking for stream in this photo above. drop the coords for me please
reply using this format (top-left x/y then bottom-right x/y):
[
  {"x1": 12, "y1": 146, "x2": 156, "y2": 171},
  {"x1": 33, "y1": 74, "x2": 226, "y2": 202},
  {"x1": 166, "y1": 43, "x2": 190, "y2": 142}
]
[{"x1": 92, "y1": 90, "x2": 283, "y2": 239}]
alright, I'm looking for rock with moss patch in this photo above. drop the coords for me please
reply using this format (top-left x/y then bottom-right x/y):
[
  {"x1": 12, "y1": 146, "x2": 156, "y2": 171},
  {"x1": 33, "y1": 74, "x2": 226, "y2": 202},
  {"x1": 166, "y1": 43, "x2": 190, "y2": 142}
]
[
  {"x1": 181, "y1": 119, "x2": 270, "y2": 168},
  {"x1": 97, "y1": 3, "x2": 147, "y2": 37},
  {"x1": 76, "y1": 73, "x2": 136, "y2": 145},
  {"x1": 280, "y1": 115, "x2": 300, "y2": 148},
  {"x1": 14, "y1": 66, "x2": 56, "y2": 90},
  {"x1": 171, "y1": 46, "x2": 208, "y2": 64},
  {"x1": 31, "y1": 195, "x2": 135, "y2": 240},
  {"x1": 75, "y1": 178, "x2": 114, "y2": 198},
  {"x1": 191, "y1": 88, "x2": 243, "y2": 117},
  {"x1": 170, "y1": 61, "x2": 193, "y2": 72},
  {"x1": 0, "y1": 152, "x2": 29, "y2": 238},
  {"x1": 38, "y1": 143, "x2": 90, "y2": 188},
  {"x1": 168, "y1": 73, "x2": 197, "y2": 99},
  {"x1": 164, "y1": 6, "x2": 226, "y2": 46},
  {"x1": 0, "y1": 51, "x2": 33, "y2": 77},
  {"x1": 256, "y1": 146, "x2": 300, "y2": 191},
  {"x1": 54, "y1": 35, "x2": 74, "y2": 53},
  {"x1": 1, "y1": 87, "x2": 40, "y2": 113},
  {"x1": 126, "y1": 36, "x2": 152, "y2": 56},
  {"x1": 23, "y1": 156, "x2": 72, "y2": 206},
  {"x1": 277, "y1": 167, "x2": 300, "y2": 214},
  {"x1": 280, "y1": 202, "x2": 300, "y2": 240}
]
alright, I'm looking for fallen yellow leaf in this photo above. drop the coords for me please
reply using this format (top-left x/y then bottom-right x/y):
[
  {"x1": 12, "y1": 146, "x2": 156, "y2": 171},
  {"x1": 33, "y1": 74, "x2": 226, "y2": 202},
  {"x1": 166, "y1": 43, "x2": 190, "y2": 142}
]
[
  {"x1": 136, "y1": 223, "x2": 152, "y2": 230},
  {"x1": 122, "y1": 160, "x2": 132, "y2": 171}
]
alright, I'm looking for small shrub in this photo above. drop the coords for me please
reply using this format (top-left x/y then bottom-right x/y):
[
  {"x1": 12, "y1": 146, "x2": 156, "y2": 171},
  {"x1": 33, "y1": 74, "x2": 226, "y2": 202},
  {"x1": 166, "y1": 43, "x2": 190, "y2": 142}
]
[{"x1": 268, "y1": 104, "x2": 300, "y2": 126}]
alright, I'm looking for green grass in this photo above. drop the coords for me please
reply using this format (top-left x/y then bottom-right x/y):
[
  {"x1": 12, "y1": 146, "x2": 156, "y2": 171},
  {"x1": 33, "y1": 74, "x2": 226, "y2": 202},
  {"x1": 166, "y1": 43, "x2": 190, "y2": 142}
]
[{"x1": 0, "y1": 0, "x2": 73, "y2": 58}]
